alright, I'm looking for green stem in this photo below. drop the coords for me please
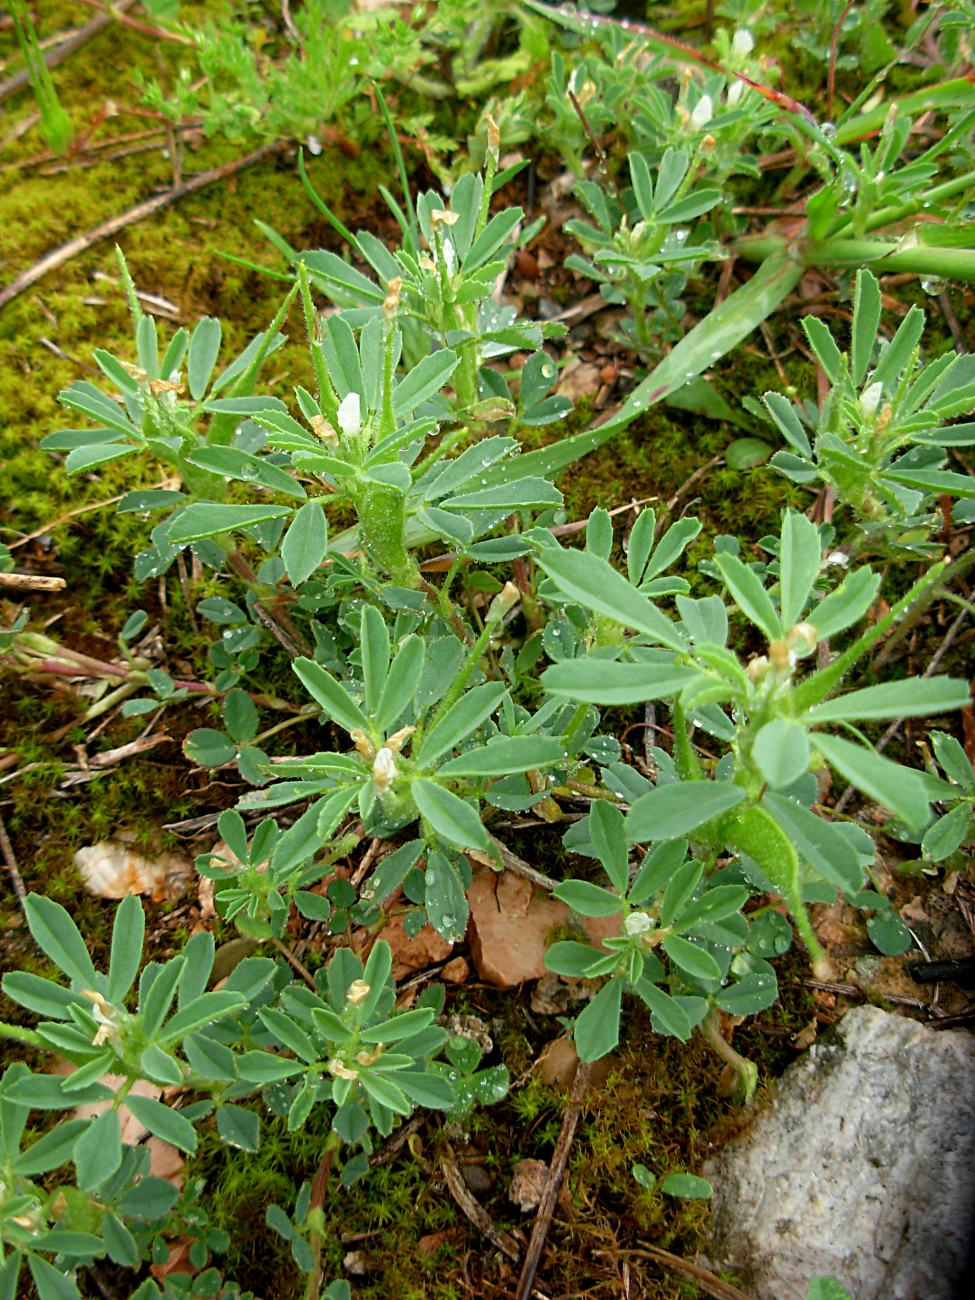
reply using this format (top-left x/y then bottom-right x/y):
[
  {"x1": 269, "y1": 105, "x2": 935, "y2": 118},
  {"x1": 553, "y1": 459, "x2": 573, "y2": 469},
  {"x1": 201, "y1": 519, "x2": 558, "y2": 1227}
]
[
  {"x1": 795, "y1": 554, "x2": 972, "y2": 710},
  {"x1": 304, "y1": 1132, "x2": 342, "y2": 1300},
  {"x1": 735, "y1": 233, "x2": 975, "y2": 282},
  {"x1": 671, "y1": 700, "x2": 701, "y2": 781},
  {"x1": 0, "y1": 1021, "x2": 44, "y2": 1047},
  {"x1": 699, "y1": 1008, "x2": 758, "y2": 1104}
]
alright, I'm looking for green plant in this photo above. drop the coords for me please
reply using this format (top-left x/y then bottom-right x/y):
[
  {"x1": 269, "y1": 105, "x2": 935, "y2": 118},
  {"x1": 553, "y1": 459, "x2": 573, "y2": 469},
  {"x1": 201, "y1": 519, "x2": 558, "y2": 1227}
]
[
  {"x1": 757, "y1": 267, "x2": 975, "y2": 543},
  {"x1": 528, "y1": 507, "x2": 967, "y2": 1089},
  {"x1": 0, "y1": 895, "x2": 495, "y2": 1299},
  {"x1": 9, "y1": 0, "x2": 73, "y2": 154}
]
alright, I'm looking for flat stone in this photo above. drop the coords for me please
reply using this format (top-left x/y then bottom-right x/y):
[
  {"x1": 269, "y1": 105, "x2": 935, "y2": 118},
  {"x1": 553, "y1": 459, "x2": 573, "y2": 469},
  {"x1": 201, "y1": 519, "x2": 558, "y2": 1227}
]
[{"x1": 702, "y1": 1005, "x2": 975, "y2": 1300}]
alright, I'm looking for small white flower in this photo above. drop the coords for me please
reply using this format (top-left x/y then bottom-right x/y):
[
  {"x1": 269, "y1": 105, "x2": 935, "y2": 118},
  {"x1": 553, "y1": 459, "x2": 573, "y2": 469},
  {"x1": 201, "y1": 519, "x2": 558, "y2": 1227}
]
[
  {"x1": 624, "y1": 911, "x2": 654, "y2": 936},
  {"x1": 372, "y1": 747, "x2": 397, "y2": 790},
  {"x1": 827, "y1": 550, "x2": 850, "y2": 567},
  {"x1": 346, "y1": 979, "x2": 371, "y2": 1006},
  {"x1": 859, "y1": 381, "x2": 884, "y2": 419},
  {"x1": 732, "y1": 29, "x2": 755, "y2": 59},
  {"x1": 337, "y1": 392, "x2": 361, "y2": 437},
  {"x1": 691, "y1": 95, "x2": 714, "y2": 130},
  {"x1": 727, "y1": 78, "x2": 745, "y2": 107}
]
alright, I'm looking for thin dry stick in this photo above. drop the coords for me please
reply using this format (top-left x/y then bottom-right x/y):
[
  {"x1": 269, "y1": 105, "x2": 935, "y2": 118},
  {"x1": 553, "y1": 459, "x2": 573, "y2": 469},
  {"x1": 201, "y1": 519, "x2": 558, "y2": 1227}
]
[
  {"x1": 0, "y1": 0, "x2": 137, "y2": 104},
  {"x1": 605, "y1": 1246, "x2": 753, "y2": 1300},
  {"x1": 440, "y1": 1146, "x2": 522, "y2": 1263},
  {"x1": 514, "y1": 1059, "x2": 594, "y2": 1300},
  {"x1": 0, "y1": 812, "x2": 27, "y2": 910},
  {"x1": 0, "y1": 141, "x2": 283, "y2": 312},
  {"x1": 0, "y1": 572, "x2": 65, "y2": 592}
]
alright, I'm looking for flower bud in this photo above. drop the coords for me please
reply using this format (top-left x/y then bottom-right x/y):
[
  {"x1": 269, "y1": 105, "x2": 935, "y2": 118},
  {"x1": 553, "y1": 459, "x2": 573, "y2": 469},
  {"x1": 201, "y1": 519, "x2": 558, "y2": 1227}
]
[
  {"x1": 746, "y1": 654, "x2": 769, "y2": 682},
  {"x1": 691, "y1": 95, "x2": 713, "y2": 130},
  {"x1": 732, "y1": 28, "x2": 755, "y2": 59},
  {"x1": 487, "y1": 580, "x2": 521, "y2": 624},
  {"x1": 787, "y1": 622, "x2": 818, "y2": 657},
  {"x1": 430, "y1": 208, "x2": 460, "y2": 227},
  {"x1": 346, "y1": 979, "x2": 371, "y2": 1005},
  {"x1": 727, "y1": 78, "x2": 745, "y2": 107},
  {"x1": 372, "y1": 746, "x2": 397, "y2": 790},
  {"x1": 386, "y1": 724, "x2": 415, "y2": 754},
  {"x1": 328, "y1": 1057, "x2": 359, "y2": 1080},
  {"x1": 485, "y1": 113, "x2": 501, "y2": 163},
  {"x1": 337, "y1": 391, "x2": 361, "y2": 438},
  {"x1": 350, "y1": 729, "x2": 375, "y2": 761},
  {"x1": 859, "y1": 381, "x2": 883, "y2": 420},
  {"x1": 383, "y1": 276, "x2": 402, "y2": 322}
]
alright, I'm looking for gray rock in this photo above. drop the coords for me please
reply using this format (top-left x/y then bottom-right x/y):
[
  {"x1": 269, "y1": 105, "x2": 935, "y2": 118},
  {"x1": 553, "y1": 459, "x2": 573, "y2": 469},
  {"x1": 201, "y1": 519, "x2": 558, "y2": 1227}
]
[{"x1": 702, "y1": 1005, "x2": 975, "y2": 1300}]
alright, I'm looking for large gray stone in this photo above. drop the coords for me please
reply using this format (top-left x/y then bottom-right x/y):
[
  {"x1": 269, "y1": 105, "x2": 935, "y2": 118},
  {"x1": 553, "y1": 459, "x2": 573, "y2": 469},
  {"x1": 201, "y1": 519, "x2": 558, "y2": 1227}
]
[{"x1": 702, "y1": 1005, "x2": 975, "y2": 1299}]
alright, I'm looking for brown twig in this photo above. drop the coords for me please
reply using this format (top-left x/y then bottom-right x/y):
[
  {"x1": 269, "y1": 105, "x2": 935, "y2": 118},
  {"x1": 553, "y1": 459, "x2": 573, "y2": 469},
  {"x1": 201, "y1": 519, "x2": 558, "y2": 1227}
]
[
  {"x1": 603, "y1": 1247, "x2": 753, "y2": 1300},
  {"x1": 826, "y1": 0, "x2": 858, "y2": 121},
  {"x1": 514, "y1": 1059, "x2": 593, "y2": 1300},
  {"x1": 0, "y1": 572, "x2": 65, "y2": 592},
  {"x1": 440, "y1": 1146, "x2": 522, "y2": 1263},
  {"x1": 0, "y1": 1, "x2": 137, "y2": 105},
  {"x1": 0, "y1": 812, "x2": 27, "y2": 911},
  {"x1": 0, "y1": 142, "x2": 284, "y2": 313}
]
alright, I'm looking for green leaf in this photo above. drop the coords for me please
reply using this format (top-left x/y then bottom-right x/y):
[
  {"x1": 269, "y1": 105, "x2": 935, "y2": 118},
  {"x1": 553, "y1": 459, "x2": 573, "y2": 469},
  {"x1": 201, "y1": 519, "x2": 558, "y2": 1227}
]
[
  {"x1": 359, "y1": 1071, "x2": 411, "y2": 1115},
  {"x1": 416, "y1": 682, "x2": 507, "y2": 765},
  {"x1": 634, "y1": 980, "x2": 692, "y2": 1039},
  {"x1": 375, "y1": 635, "x2": 424, "y2": 733},
  {"x1": 589, "y1": 799, "x2": 629, "y2": 894},
  {"x1": 812, "y1": 734, "x2": 932, "y2": 828},
  {"x1": 167, "y1": 503, "x2": 291, "y2": 544},
  {"x1": 851, "y1": 269, "x2": 881, "y2": 385},
  {"x1": 223, "y1": 689, "x2": 258, "y2": 744},
  {"x1": 573, "y1": 977, "x2": 623, "y2": 1061},
  {"x1": 24, "y1": 894, "x2": 98, "y2": 987},
  {"x1": 545, "y1": 940, "x2": 615, "y2": 979},
  {"x1": 661, "y1": 935, "x2": 721, "y2": 981},
  {"x1": 541, "y1": 659, "x2": 697, "y2": 704},
  {"x1": 714, "y1": 553, "x2": 783, "y2": 640},
  {"x1": 281, "y1": 501, "x2": 328, "y2": 587},
  {"x1": 761, "y1": 793, "x2": 864, "y2": 893},
  {"x1": 107, "y1": 895, "x2": 144, "y2": 1003},
  {"x1": 187, "y1": 317, "x2": 222, "y2": 400},
  {"x1": 752, "y1": 719, "x2": 811, "y2": 789},
  {"x1": 626, "y1": 782, "x2": 745, "y2": 842},
  {"x1": 779, "y1": 510, "x2": 821, "y2": 627},
  {"x1": 436, "y1": 736, "x2": 564, "y2": 778},
  {"x1": 74, "y1": 1109, "x2": 122, "y2": 1191},
  {"x1": 715, "y1": 972, "x2": 778, "y2": 1015},
  {"x1": 422, "y1": 851, "x2": 470, "y2": 942},
  {"x1": 601, "y1": 252, "x2": 804, "y2": 432},
  {"x1": 805, "y1": 677, "x2": 970, "y2": 724},
  {"x1": 922, "y1": 804, "x2": 971, "y2": 861},
  {"x1": 293, "y1": 657, "x2": 369, "y2": 735},
  {"x1": 807, "y1": 567, "x2": 881, "y2": 640},
  {"x1": 183, "y1": 728, "x2": 236, "y2": 767},
  {"x1": 674, "y1": 885, "x2": 749, "y2": 933},
  {"x1": 161, "y1": 990, "x2": 246, "y2": 1042},
  {"x1": 537, "y1": 548, "x2": 686, "y2": 651},
  {"x1": 394, "y1": 350, "x2": 459, "y2": 416},
  {"x1": 28, "y1": 1256, "x2": 82, "y2": 1300},
  {"x1": 659, "y1": 1172, "x2": 713, "y2": 1199},
  {"x1": 217, "y1": 1103, "x2": 261, "y2": 1151},
  {"x1": 13, "y1": 1120, "x2": 87, "y2": 1176},
  {"x1": 553, "y1": 880, "x2": 624, "y2": 917},
  {"x1": 660, "y1": 859, "x2": 704, "y2": 928},
  {"x1": 360, "y1": 605, "x2": 390, "y2": 716},
  {"x1": 802, "y1": 317, "x2": 843, "y2": 384},
  {"x1": 123, "y1": 1095, "x2": 197, "y2": 1154},
  {"x1": 413, "y1": 780, "x2": 488, "y2": 850},
  {"x1": 867, "y1": 909, "x2": 912, "y2": 956}
]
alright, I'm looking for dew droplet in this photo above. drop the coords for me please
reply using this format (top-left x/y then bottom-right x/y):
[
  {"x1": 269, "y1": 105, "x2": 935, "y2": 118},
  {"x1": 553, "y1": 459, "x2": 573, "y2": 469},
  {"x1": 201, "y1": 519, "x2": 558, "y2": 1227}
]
[{"x1": 920, "y1": 277, "x2": 946, "y2": 296}]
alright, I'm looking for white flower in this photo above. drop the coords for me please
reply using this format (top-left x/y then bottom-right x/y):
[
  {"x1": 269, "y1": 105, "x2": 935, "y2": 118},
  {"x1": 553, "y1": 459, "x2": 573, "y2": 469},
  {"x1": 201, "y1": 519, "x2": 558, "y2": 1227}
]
[
  {"x1": 859, "y1": 381, "x2": 884, "y2": 419},
  {"x1": 827, "y1": 550, "x2": 850, "y2": 567},
  {"x1": 337, "y1": 392, "x2": 361, "y2": 437},
  {"x1": 727, "y1": 78, "x2": 745, "y2": 107},
  {"x1": 624, "y1": 911, "x2": 654, "y2": 936},
  {"x1": 691, "y1": 95, "x2": 713, "y2": 130},
  {"x1": 732, "y1": 29, "x2": 755, "y2": 59},
  {"x1": 372, "y1": 747, "x2": 397, "y2": 790}
]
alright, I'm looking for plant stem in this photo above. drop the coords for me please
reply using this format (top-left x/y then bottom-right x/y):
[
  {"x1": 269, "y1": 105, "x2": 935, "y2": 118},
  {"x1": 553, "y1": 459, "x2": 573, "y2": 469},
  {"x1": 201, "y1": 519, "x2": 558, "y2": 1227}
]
[
  {"x1": 699, "y1": 1008, "x2": 758, "y2": 1103},
  {"x1": 0, "y1": 1021, "x2": 44, "y2": 1047},
  {"x1": 304, "y1": 1134, "x2": 341, "y2": 1300}
]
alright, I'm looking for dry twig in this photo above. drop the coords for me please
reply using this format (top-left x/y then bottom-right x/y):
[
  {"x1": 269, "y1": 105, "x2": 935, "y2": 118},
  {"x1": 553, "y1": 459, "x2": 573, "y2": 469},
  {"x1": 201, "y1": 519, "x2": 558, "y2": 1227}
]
[{"x1": 514, "y1": 1059, "x2": 593, "y2": 1300}]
